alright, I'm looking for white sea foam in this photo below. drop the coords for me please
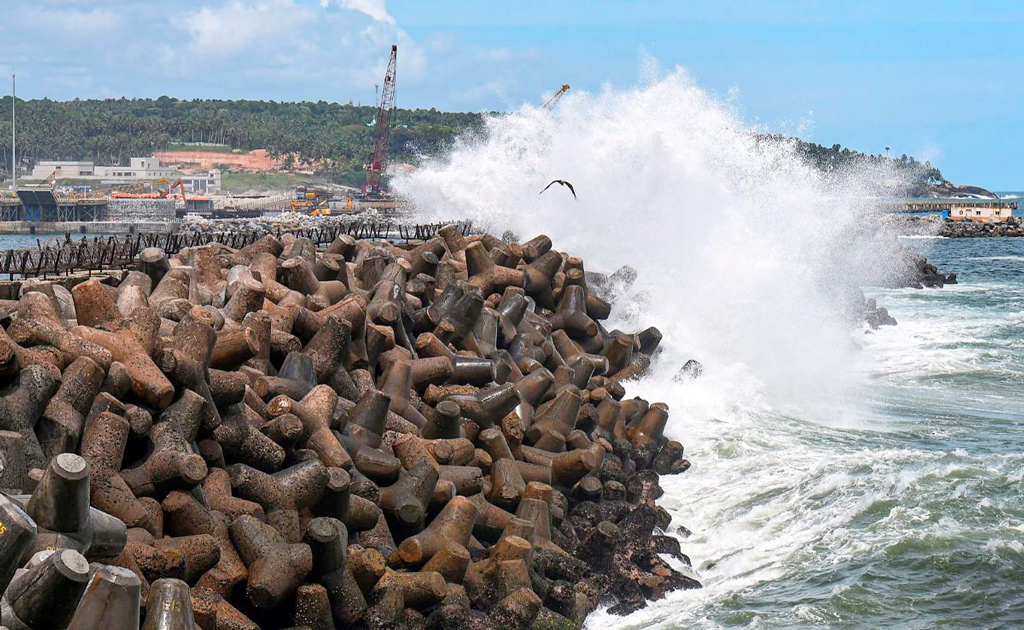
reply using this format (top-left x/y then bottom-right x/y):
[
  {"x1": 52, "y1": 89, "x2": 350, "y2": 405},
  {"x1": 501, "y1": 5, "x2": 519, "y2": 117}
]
[
  {"x1": 395, "y1": 66, "x2": 910, "y2": 417},
  {"x1": 393, "y1": 66, "x2": 1022, "y2": 628}
]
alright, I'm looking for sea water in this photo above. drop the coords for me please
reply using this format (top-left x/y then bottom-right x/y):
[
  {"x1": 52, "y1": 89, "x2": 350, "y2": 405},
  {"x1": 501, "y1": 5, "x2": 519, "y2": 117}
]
[
  {"x1": 584, "y1": 236, "x2": 1024, "y2": 630},
  {"x1": 395, "y1": 66, "x2": 1024, "y2": 628},
  {"x1": 0, "y1": 233, "x2": 117, "y2": 251}
]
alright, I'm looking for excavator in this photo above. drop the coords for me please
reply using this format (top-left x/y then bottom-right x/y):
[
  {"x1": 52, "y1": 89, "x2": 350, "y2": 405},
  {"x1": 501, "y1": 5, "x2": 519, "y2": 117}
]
[
  {"x1": 157, "y1": 178, "x2": 188, "y2": 204},
  {"x1": 292, "y1": 185, "x2": 332, "y2": 216},
  {"x1": 309, "y1": 198, "x2": 331, "y2": 216}
]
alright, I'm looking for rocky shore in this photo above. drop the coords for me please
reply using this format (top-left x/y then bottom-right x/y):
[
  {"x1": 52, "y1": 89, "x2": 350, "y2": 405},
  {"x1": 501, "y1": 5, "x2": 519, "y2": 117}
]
[
  {"x1": 940, "y1": 216, "x2": 1024, "y2": 238},
  {"x1": 896, "y1": 215, "x2": 1024, "y2": 238},
  {"x1": 0, "y1": 224, "x2": 698, "y2": 629}
]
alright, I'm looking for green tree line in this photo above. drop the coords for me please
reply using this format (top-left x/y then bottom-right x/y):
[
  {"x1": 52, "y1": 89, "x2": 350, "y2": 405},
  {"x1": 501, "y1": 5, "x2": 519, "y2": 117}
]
[
  {"x1": 0, "y1": 96, "x2": 487, "y2": 187},
  {"x1": 759, "y1": 134, "x2": 946, "y2": 195},
  {"x1": 0, "y1": 96, "x2": 945, "y2": 191}
]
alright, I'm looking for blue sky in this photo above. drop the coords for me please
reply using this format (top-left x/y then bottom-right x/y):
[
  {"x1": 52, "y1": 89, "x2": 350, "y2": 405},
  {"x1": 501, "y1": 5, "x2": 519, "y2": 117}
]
[{"x1": 2, "y1": 0, "x2": 1022, "y2": 188}]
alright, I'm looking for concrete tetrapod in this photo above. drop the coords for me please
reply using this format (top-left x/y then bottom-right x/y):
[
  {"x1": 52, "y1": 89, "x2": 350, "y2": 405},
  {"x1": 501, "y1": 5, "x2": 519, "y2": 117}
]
[
  {"x1": 66, "y1": 565, "x2": 142, "y2": 630},
  {"x1": 142, "y1": 578, "x2": 195, "y2": 630},
  {"x1": 0, "y1": 224, "x2": 702, "y2": 629},
  {"x1": 2, "y1": 549, "x2": 90, "y2": 630}
]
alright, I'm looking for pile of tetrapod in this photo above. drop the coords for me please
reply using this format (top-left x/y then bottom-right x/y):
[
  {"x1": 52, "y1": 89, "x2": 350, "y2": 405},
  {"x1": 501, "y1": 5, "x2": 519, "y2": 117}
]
[{"x1": 0, "y1": 224, "x2": 698, "y2": 630}]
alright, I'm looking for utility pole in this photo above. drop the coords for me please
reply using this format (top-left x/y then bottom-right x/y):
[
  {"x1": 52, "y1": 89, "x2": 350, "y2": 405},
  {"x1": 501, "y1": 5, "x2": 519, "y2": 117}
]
[{"x1": 10, "y1": 73, "x2": 15, "y2": 192}]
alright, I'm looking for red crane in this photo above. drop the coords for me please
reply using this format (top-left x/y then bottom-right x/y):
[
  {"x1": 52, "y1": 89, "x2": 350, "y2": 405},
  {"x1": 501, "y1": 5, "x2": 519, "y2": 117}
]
[{"x1": 363, "y1": 44, "x2": 397, "y2": 196}]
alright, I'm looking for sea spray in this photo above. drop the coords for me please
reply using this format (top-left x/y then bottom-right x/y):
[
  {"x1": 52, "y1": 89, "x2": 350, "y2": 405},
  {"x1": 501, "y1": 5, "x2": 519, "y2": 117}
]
[
  {"x1": 395, "y1": 66, "x2": 907, "y2": 416},
  {"x1": 396, "y1": 67, "x2": 1024, "y2": 629}
]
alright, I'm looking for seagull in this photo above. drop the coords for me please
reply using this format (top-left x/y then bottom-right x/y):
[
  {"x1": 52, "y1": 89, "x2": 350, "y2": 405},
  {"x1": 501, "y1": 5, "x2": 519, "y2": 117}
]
[{"x1": 539, "y1": 179, "x2": 576, "y2": 200}]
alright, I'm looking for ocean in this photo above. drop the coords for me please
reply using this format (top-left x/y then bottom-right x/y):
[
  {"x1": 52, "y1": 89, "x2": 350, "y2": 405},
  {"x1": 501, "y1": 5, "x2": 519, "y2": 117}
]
[
  {"x1": 583, "y1": 236, "x2": 1024, "y2": 629},
  {"x1": 2, "y1": 68, "x2": 1018, "y2": 629},
  {"x1": 393, "y1": 67, "x2": 1024, "y2": 629}
]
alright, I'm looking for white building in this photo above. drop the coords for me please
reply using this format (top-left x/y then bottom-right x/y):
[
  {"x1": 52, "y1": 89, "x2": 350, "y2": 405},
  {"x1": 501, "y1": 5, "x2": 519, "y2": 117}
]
[
  {"x1": 31, "y1": 157, "x2": 176, "y2": 183},
  {"x1": 180, "y1": 169, "x2": 222, "y2": 195},
  {"x1": 94, "y1": 157, "x2": 176, "y2": 182},
  {"x1": 31, "y1": 161, "x2": 95, "y2": 178}
]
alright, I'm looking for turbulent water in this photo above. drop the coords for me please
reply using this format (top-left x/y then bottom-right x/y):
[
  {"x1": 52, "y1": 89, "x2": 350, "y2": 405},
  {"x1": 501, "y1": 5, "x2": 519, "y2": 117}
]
[
  {"x1": 583, "y1": 237, "x2": 1024, "y2": 630},
  {"x1": 396, "y1": 69, "x2": 1024, "y2": 628}
]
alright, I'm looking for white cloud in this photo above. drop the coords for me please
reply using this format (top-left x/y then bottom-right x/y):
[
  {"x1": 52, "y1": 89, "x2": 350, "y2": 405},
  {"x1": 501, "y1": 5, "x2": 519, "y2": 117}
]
[
  {"x1": 16, "y1": 6, "x2": 122, "y2": 40},
  {"x1": 183, "y1": 0, "x2": 316, "y2": 57},
  {"x1": 3, "y1": 0, "x2": 541, "y2": 112},
  {"x1": 335, "y1": 0, "x2": 395, "y2": 25}
]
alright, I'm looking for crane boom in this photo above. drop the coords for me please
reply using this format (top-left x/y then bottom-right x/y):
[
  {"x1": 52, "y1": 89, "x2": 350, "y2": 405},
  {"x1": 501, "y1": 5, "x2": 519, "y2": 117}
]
[
  {"x1": 363, "y1": 45, "x2": 397, "y2": 196},
  {"x1": 542, "y1": 84, "x2": 570, "y2": 111}
]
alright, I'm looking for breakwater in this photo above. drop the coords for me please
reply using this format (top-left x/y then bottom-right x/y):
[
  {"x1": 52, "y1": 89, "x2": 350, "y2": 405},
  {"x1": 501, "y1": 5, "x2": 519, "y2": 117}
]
[
  {"x1": 940, "y1": 216, "x2": 1024, "y2": 237},
  {"x1": 0, "y1": 223, "x2": 696, "y2": 629},
  {"x1": 896, "y1": 215, "x2": 1024, "y2": 238}
]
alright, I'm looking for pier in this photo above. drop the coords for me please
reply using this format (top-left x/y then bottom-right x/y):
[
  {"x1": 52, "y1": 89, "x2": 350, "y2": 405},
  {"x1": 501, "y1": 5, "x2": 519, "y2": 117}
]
[
  {"x1": 0, "y1": 188, "x2": 109, "y2": 222},
  {"x1": 891, "y1": 197, "x2": 1018, "y2": 222}
]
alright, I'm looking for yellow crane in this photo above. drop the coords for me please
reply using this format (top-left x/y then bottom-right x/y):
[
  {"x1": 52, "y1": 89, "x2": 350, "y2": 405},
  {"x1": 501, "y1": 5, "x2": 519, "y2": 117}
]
[{"x1": 542, "y1": 84, "x2": 570, "y2": 111}]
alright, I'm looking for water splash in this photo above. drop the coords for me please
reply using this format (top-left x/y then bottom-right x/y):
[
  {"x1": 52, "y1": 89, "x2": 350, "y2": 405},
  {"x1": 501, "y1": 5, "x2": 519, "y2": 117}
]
[
  {"x1": 394, "y1": 66, "x2": 905, "y2": 417},
  {"x1": 394, "y1": 67, "x2": 1024, "y2": 630}
]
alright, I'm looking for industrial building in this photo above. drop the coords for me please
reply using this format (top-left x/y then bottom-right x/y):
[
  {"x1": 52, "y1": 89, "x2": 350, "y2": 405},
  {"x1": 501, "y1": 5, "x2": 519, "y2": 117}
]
[
  {"x1": 30, "y1": 157, "x2": 221, "y2": 194},
  {"x1": 32, "y1": 157, "x2": 176, "y2": 183},
  {"x1": 179, "y1": 169, "x2": 222, "y2": 194}
]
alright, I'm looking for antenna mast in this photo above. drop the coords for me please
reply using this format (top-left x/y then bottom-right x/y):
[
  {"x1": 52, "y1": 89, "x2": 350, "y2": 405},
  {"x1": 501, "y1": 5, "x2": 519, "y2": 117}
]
[{"x1": 10, "y1": 74, "x2": 15, "y2": 192}]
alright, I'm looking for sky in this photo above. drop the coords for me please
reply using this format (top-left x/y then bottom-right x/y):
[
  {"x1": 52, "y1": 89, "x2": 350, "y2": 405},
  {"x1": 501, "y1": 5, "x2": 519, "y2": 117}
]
[{"x1": 2, "y1": 0, "x2": 1022, "y2": 188}]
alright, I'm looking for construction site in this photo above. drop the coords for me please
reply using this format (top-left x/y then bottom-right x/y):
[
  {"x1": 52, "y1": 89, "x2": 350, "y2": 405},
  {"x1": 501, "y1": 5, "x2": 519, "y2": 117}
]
[{"x1": 2, "y1": 45, "x2": 418, "y2": 234}]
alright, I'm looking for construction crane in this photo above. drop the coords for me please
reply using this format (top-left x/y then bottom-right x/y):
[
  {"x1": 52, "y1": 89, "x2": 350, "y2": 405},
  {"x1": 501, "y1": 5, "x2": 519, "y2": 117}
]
[
  {"x1": 542, "y1": 84, "x2": 570, "y2": 111},
  {"x1": 362, "y1": 44, "x2": 397, "y2": 197}
]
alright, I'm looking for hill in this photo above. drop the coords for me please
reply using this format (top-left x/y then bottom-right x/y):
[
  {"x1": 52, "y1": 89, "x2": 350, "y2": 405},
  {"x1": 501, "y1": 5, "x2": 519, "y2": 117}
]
[
  {"x1": 0, "y1": 97, "x2": 487, "y2": 188},
  {"x1": 0, "y1": 97, "x2": 959, "y2": 193}
]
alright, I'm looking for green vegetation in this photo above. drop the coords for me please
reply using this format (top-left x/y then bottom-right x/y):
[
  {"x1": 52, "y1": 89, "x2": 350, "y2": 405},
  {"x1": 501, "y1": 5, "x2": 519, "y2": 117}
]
[
  {"x1": 760, "y1": 134, "x2": 946, "y2": 195},
  {"x1": 0, "y1": 97, "x2": 487, "y2": 187},
  {"x1": 0, "y1": 96, "x2": 946, "y2": 192}
]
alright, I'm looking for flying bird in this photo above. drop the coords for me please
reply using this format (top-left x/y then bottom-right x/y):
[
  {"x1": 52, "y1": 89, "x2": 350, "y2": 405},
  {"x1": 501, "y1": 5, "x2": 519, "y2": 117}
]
[{"x1": 539, "y1": 179, "x2": 576, "y2": 200}]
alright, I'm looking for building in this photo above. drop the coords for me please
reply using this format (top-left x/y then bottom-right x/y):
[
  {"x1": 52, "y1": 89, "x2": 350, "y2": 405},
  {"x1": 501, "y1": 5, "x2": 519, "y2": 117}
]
[
  {"x1": 899, "y1": 198, "x2": 1017, "y2": 223},
  {"x1": 95, "y1": 157, "x2": 176, "y2": 181},
  {"x1": 179, "y1": 169, "x2": 222, "y2": 195},
  {"x1": 31, "y1": 157, "x2": 176, "y2": 183},
  {"x1": 945, "y1": 200, "x2": 1016, "y2": 223},
  {"x1": 31, "y1": 161, "x2": 95, "y2": 178}
]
